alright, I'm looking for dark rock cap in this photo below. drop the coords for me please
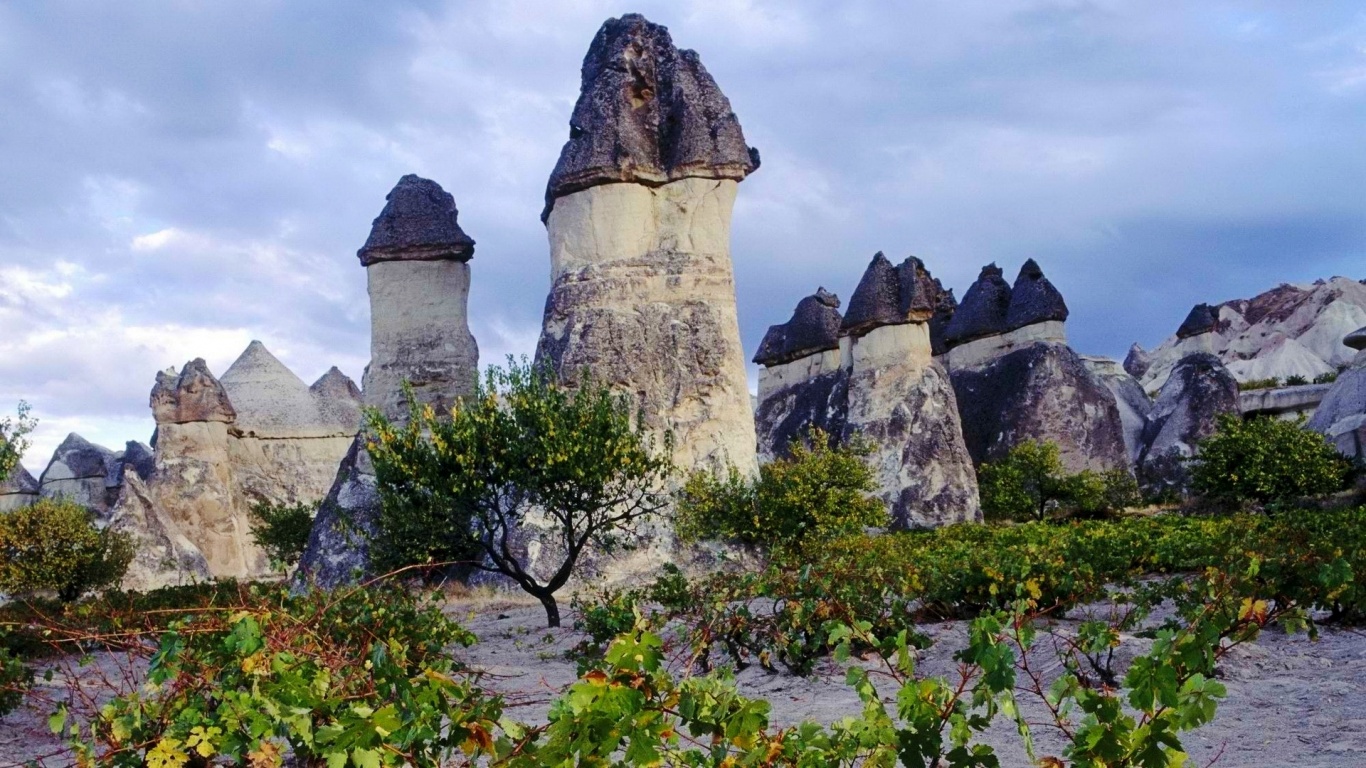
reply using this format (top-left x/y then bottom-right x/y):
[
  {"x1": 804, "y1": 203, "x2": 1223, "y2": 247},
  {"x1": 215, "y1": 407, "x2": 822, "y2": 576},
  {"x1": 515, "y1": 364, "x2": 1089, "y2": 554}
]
[
  {"x1": 1123, "y1": 343, "x2": 1151, "y2": 379},
  {"x1": 358, "y1": 175, "x2": 475, "y2": 266},
  {"x1": 944, "y1": 264, "x2": 1013, "y2": 347},
  {"x1": 1175, "y1": 303, "x2": 1217, "y2": 339},
  {"x1": 753, "y1": 288, "x2": 842, "y2": 366},
  {"x1": 840, "y1": 253, "x2": 944, "y2": 336},
  {"x1": 40, "y1": 433, "x2": 115, "y2": 483},
  {"x1": 1, "y1": 464, "x2": 38, "y2": 495},
  {"x1": 1345, "y1": 326, "x2": 1366, "y2": 351},
  {"x1": 1005, "y1": 258, "x2": 1068, "y2": 331},
  {"x1": 543, "y1": 13, "x2": 759, "y2": 221},
  {"x1": 928, "y1": 286, "x2": 958, "y2": 357}
]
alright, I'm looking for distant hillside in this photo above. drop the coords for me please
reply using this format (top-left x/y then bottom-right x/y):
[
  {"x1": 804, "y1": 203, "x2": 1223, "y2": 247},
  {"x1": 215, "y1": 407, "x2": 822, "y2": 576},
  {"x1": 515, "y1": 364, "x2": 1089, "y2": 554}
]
[{"x1": 1132, "y1": 276, "x2": 1366, "y2": 393}]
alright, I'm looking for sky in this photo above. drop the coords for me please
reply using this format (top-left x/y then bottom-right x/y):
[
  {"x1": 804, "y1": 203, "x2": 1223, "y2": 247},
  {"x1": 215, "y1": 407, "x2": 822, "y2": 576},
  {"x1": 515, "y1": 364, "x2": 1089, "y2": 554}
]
[{"x1": 1, "y1": 1, "x2": 1363, "y2": 472}]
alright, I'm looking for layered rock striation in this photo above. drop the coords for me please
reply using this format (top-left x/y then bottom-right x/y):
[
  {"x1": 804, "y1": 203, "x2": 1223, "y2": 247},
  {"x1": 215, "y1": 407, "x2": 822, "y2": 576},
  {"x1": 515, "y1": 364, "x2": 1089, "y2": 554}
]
[
  {"x1": 942, "y1": 261, "x2": 1130, "y2": 474},
  {"x1": 299, "y1": 175, "x2": 480, "y2": 589},
  {"x1": 754, "y1": 253, "x2": 980, "y2": 528},
  {"x1": 536, "y1": 13, "x2": 759, "y2": 477}
]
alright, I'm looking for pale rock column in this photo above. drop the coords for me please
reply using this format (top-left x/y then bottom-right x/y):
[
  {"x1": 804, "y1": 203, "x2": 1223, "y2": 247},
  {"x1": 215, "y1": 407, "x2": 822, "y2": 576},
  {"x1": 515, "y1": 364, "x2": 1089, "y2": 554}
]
[
  {"x1": 298, "y1": 174, "x2": 480, "y2": 588},
  {"x1": 536, "y1": 13, "x2": 760, "y2": 477}
]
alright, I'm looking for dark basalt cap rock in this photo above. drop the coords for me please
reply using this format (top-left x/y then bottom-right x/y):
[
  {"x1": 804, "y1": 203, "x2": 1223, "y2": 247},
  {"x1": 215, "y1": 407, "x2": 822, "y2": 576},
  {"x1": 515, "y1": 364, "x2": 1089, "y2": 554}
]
[
  {"x1": 358, "y1": 175, "x2": 475, "y2": 266},
  {"x1": 1175, "y1": 303, "x2": 1217, "y2": 339},
  {"x1": 542, "y1": 13, "x2": 759, "y2": 221},
  {"x1": 1345, "y1": 326, "x2": 1366, "y2": 351},
  {"x1": 753, "y1": 288, "x2": 842, "y2": 366},
  {"x1": 1005, "y1": 258, "x2": 1069, "y2": 331},
  {"x1": 840, "y1": 253, "x2": 944, "y2": 336},
  {"x1": 1123, "y1": 343, "x2": 1151, "y2": 379},
  {"x1": 929, "y1": 286, "x2": 958, "y2": 357},
  {"x1": 944, "y1": 264, "x2": 1013, "y2": 347}
]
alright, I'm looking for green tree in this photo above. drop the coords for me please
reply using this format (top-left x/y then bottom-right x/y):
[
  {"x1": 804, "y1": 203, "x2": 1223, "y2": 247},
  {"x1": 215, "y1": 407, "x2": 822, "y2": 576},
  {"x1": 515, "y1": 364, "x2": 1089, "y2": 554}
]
[
  {"x1": 978, "y1": 441, "x2": 1139, "y2": 521},
  {"x1": 1191, "y1": 414, "x2": 1351, "y2": 505},
  {"x1": 0, "y1": 498, "x2": 134, "y2": 602},
  {"x1": 676, "y1": 428, "x2": 886, "y2": 554},
  {"x1": 367, "y1": 359, "x2": 673, "y2": 627},
  {"x1": 248, "y1": 500, "x2": 317, "y2": 570},
  {"x1": 0, "y1": 401, "x2": 36, "y2": 485}
]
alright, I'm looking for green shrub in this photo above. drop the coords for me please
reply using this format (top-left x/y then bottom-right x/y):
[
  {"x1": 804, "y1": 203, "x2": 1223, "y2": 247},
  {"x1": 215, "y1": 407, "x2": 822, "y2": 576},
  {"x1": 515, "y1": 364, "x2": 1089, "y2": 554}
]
[
  {"x1": 1238, "y1": 377, "x2": 1282, "y2": 391},
  {"x1": 0, "y1": 401, "x2": 35, "y2": 485},
  {"x1": 0, "y1": 498, "x2": 133, "y2": 602},
  {"x1": 676, "y1": 428, "x2": 886, "y2": 554},
  {"x1": 247, "y1": 499, "x2": 316, "y2": 568},
  {"x1": 0, "y1": 635, "x2": 31, "y2": 721},
  {"x1": 978, "y1": 441, "x2": 1136, "y2": 521},
  {"x1": 368, "y1": 358, "x2": 673, "y2": 627},
  {"x1": 1314, "y1": 371, "x2": 1339, "y2": 385},
  {"x1": 1190, "y1": 414, "x2": 1351, "y2": 505},
  {"x1": 1284, "y1": 374, "x2": 1310, "y2": 386}
]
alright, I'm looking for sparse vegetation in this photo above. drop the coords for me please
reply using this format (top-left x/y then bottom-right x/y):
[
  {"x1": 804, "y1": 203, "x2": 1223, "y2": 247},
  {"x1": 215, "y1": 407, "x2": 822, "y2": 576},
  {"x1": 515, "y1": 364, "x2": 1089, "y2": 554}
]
[
  {"x1": 978, "y1": 440, "x2": 1139, "y2": 521},
  {"x1": 1238, "y1": 376, "x2": 1282, "y2": 391},
  {"x1": 247, "y1": 499, "x2": 317, "y2": 569},
  {"x1": 368, "y1": 358, "x2": 673, "y2": 627},
  {"x1": 1285, "y1": 373, "x2": 1310, "y2": 386},
  {"x1": 675, "y1": 428, "x2": 886, "y2": 555},
  {"x1": 0, "y1": 498, "x2": 133, "y2": 602},
  {"x1": 0, "y1": 401, "x2": 36, "y2": 485},
  {"x1": 1314, "y1": 371, "x2": 1339, "y2": 385},
  {"x1": 1190, "y1": 413, "x2": 1351, "y2": 505}
]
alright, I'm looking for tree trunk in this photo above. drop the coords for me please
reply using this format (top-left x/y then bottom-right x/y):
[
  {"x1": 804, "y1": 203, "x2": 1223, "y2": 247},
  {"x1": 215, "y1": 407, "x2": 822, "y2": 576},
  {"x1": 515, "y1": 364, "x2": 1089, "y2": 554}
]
[{"x1": 538, "y1": 593, "x2": 561, "y2": 628}]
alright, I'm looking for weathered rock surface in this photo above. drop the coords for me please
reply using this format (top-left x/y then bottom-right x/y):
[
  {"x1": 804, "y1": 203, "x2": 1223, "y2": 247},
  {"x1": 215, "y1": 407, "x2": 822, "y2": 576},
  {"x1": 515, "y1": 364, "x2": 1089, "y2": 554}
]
[
  {"x1": 105, "y1": 440, "x2": 155, "y2": 495},
  {"x1": 839, "y1": 253, "x2": 941, "y2": 336},
  {"x1": 0, "y1": 464, "x2": 39, "y2": 513},
  {"x1": 1176, "y1": 303, "x2": 1217, "y2": 339},
  {"x1": 38, "y1": 433, "x2": 119, "y2": 520},
  {"x1": 1139, "y1": 277, "x2": 1366, "y2": 392},
  {"x1": 108, "y1": 471, "x2": 212, "y2": 592},
  {"x1": 537, "y1": 20, "x2": 759, "y2": 480},
  {"x1": 842, "y1": 322, "x2": 981, "y2": 528},
  {"x1": 299, "y1": 175, "x2": 482, "y2": 589},
  {"x1": 542, "y1": 13, "x2": 759, "y2": 221},
  {"x1": 944, "y1": 264, "x2": 1012, "y2": 348},
  {"x1": 221, "y1": 341, "x2": 333, "y2": 439},
  {"x1": 361, "y1": 176, "x2": 479, "y2": 423},
  {"x1": 151, "y1": 359, "x2": 236, "y2": 424},
  {"x1": 1123, "y1": 343, "x2": 1152, "y2": 379},
  {"x1": 1308, "y1": 331, "x2": 1366, "y2": 460},
  {"x1": 753, "y1": 288, "x2": 841, "y2": 367},
  {"x1": 952, "y1": 343, "x2": 1129, "y2": 473},
  {"x1": 1138, "y1": 353, "x2": 1239, "y2": 495},
  {"x1": 1082, "y1": 356, "x2": 1153, "y2": 464},
  {"x1": 310, "y1": 367, "x2": 364, "y2": 434},
  {"x1": 1005, "y1": 259, "x2": 1069, "y2": 331}
]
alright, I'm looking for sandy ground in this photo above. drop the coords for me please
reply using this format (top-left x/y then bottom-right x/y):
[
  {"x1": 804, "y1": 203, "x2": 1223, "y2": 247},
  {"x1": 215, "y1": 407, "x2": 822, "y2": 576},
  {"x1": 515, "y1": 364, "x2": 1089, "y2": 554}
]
[{"x1": 3, "y1": 594, "x2": 1365, "y2": 767}]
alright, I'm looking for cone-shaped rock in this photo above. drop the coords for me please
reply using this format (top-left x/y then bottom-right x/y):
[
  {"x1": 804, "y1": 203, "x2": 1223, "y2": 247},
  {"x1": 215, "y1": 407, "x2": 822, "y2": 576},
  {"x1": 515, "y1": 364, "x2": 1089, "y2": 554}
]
[
  {"x1": 151, "y1": 359, "x2": 236, "y2": 424},
  {"x1": 360, "y1": 175, "x2": 479, "y2": 422},
  {"x1": 358, "y1": 174, "x2": 474, "y2": 265},
  {"x1": 1345, "y1": 326, "x2": 1366, "y2": 351},
  {"x1": 1137, "y1": 353, "x2": 1238, "y2": 496},
  {"x1": 1308, "y1": 327, "x2": 1366, "y2": 460},
  {"x1": 840, "y1": 253, "x2": 944, "y2": 337},
  {"x1": 0, "y1": 464, "x2": 39, "y2": 512},
  {"x1": 220, "y1": 341, "x2": 331, "y2": 439},
  {"x1": 310, "y1": 367, "x2": 363, "y2": 435},
  {"x1": 753, "y1": 288, "x2": 842, "y2": 366},
  {"x1": 1175, "y1": 303, "x2": 1217, "y2": 339},
  {"x1": 38, "y1": 433, "x2": 119, "y2": 520},
  {"x1": 543, "y1": 13, "x2": 759, "y2": 220},
  {"x1": 1005, "y1": 259, "x2": 1068, "y2": 331},
  {"x1": 536, "y1": 14, "x2": 758, "y2": 478},
  {"x1": 1123, "y1": 343, "x2": 1152, "y2": 379},
  {"x1": 929, "y1": 286, "x2": 958, "y2": 357},
  {"x1": 944, "y1": 264, "x2": 1012, "y2": 347}
]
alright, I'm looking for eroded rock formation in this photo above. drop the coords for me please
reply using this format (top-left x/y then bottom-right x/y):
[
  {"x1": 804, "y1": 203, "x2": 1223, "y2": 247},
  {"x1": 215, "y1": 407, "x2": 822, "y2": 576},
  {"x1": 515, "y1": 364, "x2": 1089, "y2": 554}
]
[
  {"x1": 37, "y1": 433, "x2": 120, "y2": 521},
  {"x1": 298, "y1": 175, "x2": 479, "y2": 589},
  {"x1": 1139, "y1": 277, "x2": 1366, "y2": 392},
  {"x1": 754, "y1": 253, "x2": 980, "y2": 528},
  {"x1": 536, "y1": 13, "x2": 759, "y2": 477},
  {"x1": 0, "y1": 465, "x2": 39, "y2": 512},
  {"x1": 1137, "y1": 352, "x2": 1239, "y2": 496},
  {"x1": 943, "y1": 261, "x2": 1130, "y2": 474},
  {"x1": 1307, "y1": 327, "x2": 1366, "y2": 460}
]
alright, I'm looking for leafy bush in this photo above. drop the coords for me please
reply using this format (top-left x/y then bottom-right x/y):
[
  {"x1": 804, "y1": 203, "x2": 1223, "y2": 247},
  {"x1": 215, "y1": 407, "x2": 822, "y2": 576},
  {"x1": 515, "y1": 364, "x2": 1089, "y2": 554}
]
[
  {"x1": 1238, "y1": 376, "x2": 1282, "y2": 391},
  {"x1": 247, "y1": 499, "x2": 316, "y2": 568},
  {"x1": 0, "y1": 401, "x2": 36, "y2": 485},
  {"x1": 978, "y1": 441, "x2": 1138, "y2": 521},
  {"x1": 1284, "y1": 374, "x2": 1310, "y2": 386},
  {"x1": 1314, "y1": 371, "x2": 1339, "y2": 385},
  {"x1": 1191, "y1": 413, "x2": 1351, "y2": 505},
  {"x1": 0, "y1": 499, "x2": 133, "y2": 602},
  {"x1": 368, "y1": 358, "x2": 673, "y2": 626},
  {"x1": 676, "y1": 428, "x2": 885, "y2": 554},
  {"x1": 63, "y1": 585, "x2": 503, "y2": 767},
  {"x1": 0, "y1": 636, "x2": 31, "y2": 721}
]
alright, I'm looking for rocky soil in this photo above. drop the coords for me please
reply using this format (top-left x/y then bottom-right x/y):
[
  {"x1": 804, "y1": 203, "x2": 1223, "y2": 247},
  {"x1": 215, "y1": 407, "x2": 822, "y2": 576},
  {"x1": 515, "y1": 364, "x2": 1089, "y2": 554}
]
[{"x1": 4, "y1": 594, "x2": 1364, "y2": 767}]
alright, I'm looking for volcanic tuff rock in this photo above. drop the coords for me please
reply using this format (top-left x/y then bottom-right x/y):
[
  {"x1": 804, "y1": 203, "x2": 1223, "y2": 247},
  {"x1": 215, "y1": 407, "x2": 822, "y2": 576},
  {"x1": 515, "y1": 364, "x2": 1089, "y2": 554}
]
[
  {"x1": 1138, "y1": 352, "x2": 1239, "y2": 496},
  {"x1": 542, "y1": 13, "x2": 758, "y2": 221},
  {"x1": 151, "y1": 359, "x2": 236, "y2": 424},
  {"x1": 0, "y1": 464, "x2": 39, "y2": 512},
  {"x1": 1176, "y1": 303, "x2": 1217, "y2": 340},
  {"x1": 840, "y1": 254, "x2": 944, "y2": 336},
  {"x1": 1005, "y1": 259, "x2": 1069, "y2": 331},
  {"x1": 536, "y1": 15, "x2": 758, "y2": 478},
  {"x1": 1083, "y1": 356, "x2": 1155, "y2": 464},
  {"x1": 952, "y1": 344, "x2": 1129, "y2": 473},
  {"x1": 1123, "y1": 343, "x2": 1152, "y2": 379},
  {"x1": 38, "y1": 433, "x2": 120, "y2": 521},
  {"x1": 361, "y1": 175, "x2": 479, "y2": 423},
  {"x1": 1139, "y1": 277, "x2": 1366, "y2": 393},
  {"x1": 299, "y1": 175, "x2": 481, "y2": 589},
  {"x1": 108, "y1": 471, "x2": 211, "y2": 592},
  {"x1": 753, "y1": 288, "x2": 841, "y2": 367},
  {"x1": 310, "y1": 367, "x2": 364, "y2": 435},
  {"x1": 944, "y1": 264, "x2": 1012, "y2": 347},
  {"x1": 1307, "y1": 327, "x2": 1366, "y2": 460}
]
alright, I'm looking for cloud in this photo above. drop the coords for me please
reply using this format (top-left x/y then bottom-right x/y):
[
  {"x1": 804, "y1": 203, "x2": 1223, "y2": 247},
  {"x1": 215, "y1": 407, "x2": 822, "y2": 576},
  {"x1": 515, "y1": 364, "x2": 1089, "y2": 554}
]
[{"x1": 0, "y1": 1, "x2": 1363, "y2": 475}]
